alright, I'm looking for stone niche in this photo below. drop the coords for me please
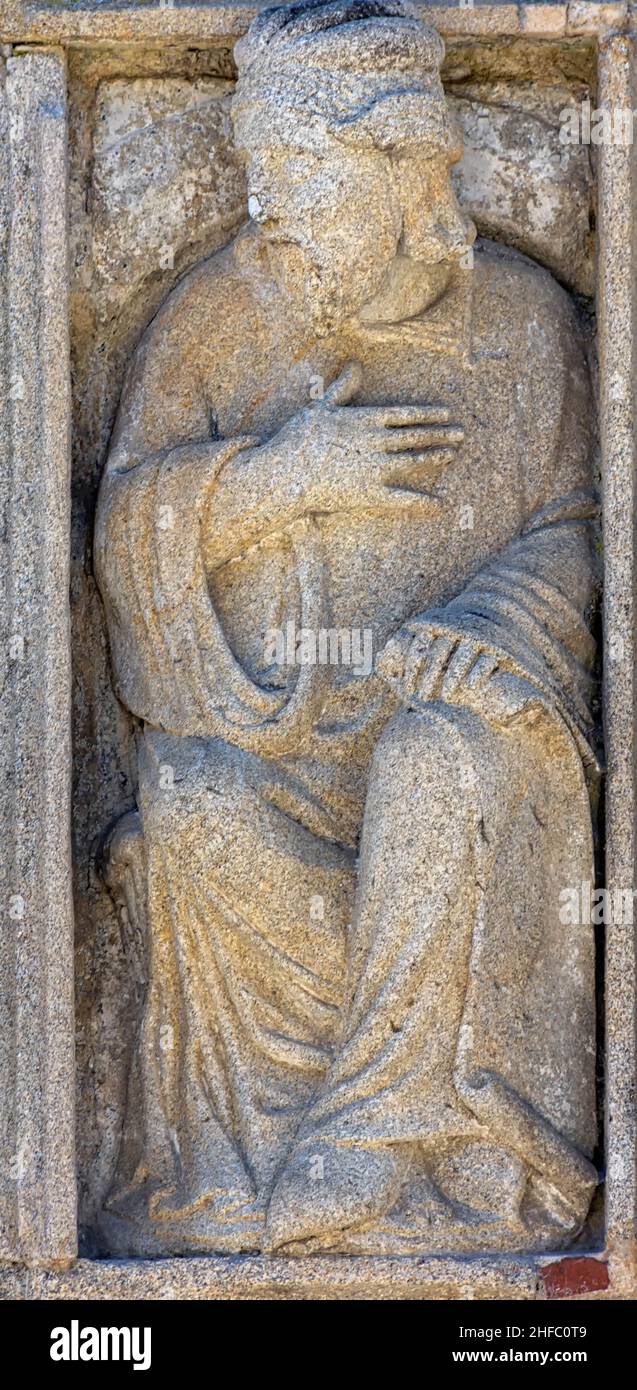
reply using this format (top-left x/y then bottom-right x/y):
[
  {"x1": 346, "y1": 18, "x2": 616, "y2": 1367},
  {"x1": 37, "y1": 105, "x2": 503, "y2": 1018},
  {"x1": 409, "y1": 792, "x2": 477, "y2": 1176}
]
[{"x1": 0, "y1": 1, "x2": 636, "y2": 1301}]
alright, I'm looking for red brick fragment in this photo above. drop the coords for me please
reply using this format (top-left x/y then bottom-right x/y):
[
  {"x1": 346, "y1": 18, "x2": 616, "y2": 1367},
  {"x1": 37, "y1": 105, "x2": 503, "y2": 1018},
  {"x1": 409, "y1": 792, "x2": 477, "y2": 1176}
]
[{"x1": 541, "y1": 1256, "x2": 610, "y2": 1299}]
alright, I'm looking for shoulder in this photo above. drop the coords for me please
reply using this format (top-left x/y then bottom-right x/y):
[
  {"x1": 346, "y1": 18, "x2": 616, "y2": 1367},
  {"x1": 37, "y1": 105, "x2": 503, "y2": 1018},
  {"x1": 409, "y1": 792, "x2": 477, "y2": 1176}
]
[
  {"x1": 133, "y1": 233, "x2": 261, "y2": 382},
  {"x1": 470, "y1": 241, "x2": 594, "y2": 506},
  {"x1": 111, "y1": 231, "x2": 267, "y2": 453},
  {"x1": 471, "y1": 238, "x2": 584, "y2": 358}
]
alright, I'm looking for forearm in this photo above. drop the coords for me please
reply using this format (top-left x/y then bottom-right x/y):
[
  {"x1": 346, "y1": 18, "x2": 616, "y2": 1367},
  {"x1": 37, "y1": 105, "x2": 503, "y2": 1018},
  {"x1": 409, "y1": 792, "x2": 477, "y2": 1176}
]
[
  {"x1": 201, "y1": 440, "x2": 313, "y2": 569},
  {"x1": 95, "y1": 435, "x2": 256, "y2": 593}
]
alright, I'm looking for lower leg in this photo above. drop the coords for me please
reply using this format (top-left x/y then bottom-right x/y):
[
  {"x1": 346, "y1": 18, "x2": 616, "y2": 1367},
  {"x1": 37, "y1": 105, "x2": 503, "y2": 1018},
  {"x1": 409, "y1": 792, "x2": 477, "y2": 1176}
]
[{"x1": 267, "y1": 704, "x2": 495, "y2": 1250}]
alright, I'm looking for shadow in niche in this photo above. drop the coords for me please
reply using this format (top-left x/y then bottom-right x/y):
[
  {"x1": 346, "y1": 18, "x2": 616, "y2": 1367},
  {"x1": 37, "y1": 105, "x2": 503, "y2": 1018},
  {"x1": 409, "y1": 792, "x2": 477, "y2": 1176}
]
[{"x1": 573, "y1": 592, "x2": 606, "y2": 1251}]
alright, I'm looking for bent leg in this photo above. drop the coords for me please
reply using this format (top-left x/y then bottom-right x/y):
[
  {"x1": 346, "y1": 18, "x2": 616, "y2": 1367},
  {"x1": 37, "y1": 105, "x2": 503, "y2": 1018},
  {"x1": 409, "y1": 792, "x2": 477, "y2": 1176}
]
[
  {"x1": 267, "y1": 701, "x2": 596, "y2": 1254},
  {"x1": 102, "y1": 728, "x2": 355, "y2": 1256}
]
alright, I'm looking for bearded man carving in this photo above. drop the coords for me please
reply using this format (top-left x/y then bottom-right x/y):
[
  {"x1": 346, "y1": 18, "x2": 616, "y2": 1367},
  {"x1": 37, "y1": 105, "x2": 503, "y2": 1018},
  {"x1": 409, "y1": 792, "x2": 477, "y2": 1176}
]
[{"x1": 96, "y1": 0, "x2": 598, "y2": 1257}]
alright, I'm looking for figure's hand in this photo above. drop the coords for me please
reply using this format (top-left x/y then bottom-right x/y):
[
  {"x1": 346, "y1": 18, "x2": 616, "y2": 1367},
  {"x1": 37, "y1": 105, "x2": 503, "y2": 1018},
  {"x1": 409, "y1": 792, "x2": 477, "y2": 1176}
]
[
  {"x1": 378, "y1": 630, "x2": 543, "y2": 725},
  {"x1": 378, "y1": 631, "x2": 496, "y2": 701},
  {"x1": 264, "y1": 361, "x2": 464, "y2": 517},
  {"x1": 202, "y1": 362, "x2": 463, "y2": 567}
]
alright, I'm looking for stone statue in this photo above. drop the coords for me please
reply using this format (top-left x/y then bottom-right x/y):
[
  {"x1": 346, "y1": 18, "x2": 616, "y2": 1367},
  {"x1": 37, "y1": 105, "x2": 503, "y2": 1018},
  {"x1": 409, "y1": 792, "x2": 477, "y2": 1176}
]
[{"x1": 95, "y1": 0, "x2": 599, "y2": 1257}]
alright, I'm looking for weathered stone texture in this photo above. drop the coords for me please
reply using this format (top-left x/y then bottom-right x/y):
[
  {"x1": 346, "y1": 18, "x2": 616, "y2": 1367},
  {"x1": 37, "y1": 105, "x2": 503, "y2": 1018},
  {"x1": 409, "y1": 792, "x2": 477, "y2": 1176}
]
[
  {"x1": 83, "y1": 1, "x2": 599, "y2": 1262},
  {"x1": 597, "y1": 32, "x2": 637, "y2": 1292},
  {"x1": 0, "y1": 48, "x2": 75, "y2": 1268},
  {"x1": 0, "y1": 0, "x2": 635, "y2": 1300},
  {"x1": 66, "y1": 44, "x2": 248, "y2": 1244},
  {"x1": 62, "y1": 14, "x2": 606, "y2": 1257},
  {"x1": 451, "y1": 95, "x2": 593, "y2": 292},
  {"x1": 91, "y1": 77, "x2": 244, "y2": 296}
]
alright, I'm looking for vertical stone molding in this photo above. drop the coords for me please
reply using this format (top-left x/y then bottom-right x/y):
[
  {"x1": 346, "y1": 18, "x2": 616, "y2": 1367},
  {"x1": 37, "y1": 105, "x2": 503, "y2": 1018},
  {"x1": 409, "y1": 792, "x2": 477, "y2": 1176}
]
[
  {"x1": 0, "y1": 48, "x2": 75, "y2": 1268},
  {"x1": 598, "y1": 31, "x2": 637, "y2": 1293}
]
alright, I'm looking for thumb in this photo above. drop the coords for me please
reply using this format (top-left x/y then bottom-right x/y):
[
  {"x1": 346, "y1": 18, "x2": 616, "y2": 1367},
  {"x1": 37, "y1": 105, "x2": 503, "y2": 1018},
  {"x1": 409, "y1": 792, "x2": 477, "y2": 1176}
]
[{"x1": 323, "y1": 360, "x2": 363, "y2": 407}]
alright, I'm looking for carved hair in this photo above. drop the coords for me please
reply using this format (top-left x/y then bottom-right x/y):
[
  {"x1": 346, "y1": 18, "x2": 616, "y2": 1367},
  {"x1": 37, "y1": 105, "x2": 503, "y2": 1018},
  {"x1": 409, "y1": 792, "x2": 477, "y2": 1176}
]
[
  {"x1": 234, "y1": 0, "x2": 444, "y2": 75},
  {"x1": 232, "y1": 0, "x2": 456, "y2": 155}
]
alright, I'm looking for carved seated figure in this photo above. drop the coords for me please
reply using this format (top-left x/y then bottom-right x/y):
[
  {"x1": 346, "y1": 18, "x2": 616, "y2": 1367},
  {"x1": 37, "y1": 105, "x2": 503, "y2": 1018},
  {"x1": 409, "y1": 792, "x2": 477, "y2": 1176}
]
[{"x1": 95, "y1": 0, "x2": 598, "y2": 1257}]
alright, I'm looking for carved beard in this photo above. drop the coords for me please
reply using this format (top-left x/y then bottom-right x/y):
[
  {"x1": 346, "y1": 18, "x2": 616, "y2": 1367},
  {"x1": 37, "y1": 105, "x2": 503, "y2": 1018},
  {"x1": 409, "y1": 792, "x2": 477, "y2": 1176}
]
[
  {"x1": 264, "y1": 226, "x2": 391, "y2": 337},
  {"x1": 303, "y1": 255, "x2": 354, "y2": 338},
  {"x1": 358, "y1": 254, "x2": 455, "y2": 325}
]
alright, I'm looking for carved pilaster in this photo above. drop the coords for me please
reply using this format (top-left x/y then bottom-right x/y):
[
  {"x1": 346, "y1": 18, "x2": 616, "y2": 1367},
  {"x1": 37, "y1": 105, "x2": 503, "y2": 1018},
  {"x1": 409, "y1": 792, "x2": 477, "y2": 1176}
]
[{"x1": 0, "y1": 48, "x2": 75, "y2": 1267}]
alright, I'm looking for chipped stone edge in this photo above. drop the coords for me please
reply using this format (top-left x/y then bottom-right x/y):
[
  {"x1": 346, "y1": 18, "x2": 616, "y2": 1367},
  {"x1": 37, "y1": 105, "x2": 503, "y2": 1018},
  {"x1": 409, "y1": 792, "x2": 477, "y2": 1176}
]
[{"x1": 0, "y1": 3, "x2": 631, "y2": 47}]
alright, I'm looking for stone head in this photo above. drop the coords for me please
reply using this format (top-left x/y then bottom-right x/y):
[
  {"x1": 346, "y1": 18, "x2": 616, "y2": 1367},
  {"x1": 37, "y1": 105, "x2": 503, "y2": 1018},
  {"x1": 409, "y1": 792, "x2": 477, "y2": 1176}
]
[{"x1": 232, "y1": 0, "x2": 475, "y2": 330}]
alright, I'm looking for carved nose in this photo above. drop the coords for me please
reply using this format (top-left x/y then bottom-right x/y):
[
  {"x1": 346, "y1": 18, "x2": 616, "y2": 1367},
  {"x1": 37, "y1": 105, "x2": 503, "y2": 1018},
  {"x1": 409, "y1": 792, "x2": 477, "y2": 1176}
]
[
  {"x1": 434, "y1": 214, "x2": 475, "y2": 257},
  {"x1": 402, "y1": 196, "x2": 475, "y2": 261}
]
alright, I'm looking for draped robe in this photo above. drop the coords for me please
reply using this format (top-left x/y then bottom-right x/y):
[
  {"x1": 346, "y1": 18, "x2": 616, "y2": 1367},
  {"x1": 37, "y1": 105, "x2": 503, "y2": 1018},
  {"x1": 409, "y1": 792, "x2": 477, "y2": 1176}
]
[{"x1": 95, "y1": 236, "x2": 599, "y2": 1255}]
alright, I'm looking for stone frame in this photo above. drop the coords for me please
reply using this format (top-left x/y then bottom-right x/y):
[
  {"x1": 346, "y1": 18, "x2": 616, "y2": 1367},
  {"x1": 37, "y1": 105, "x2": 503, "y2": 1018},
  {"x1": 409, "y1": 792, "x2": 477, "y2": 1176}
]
[{"x1": 0, "y1": 1, "x2": 635, "y2": 1300}]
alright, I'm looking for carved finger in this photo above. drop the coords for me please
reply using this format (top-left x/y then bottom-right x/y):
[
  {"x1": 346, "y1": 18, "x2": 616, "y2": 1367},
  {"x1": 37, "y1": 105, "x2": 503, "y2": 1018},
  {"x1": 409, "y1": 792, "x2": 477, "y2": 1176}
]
[
  {"x1": 413, "y1": 634, "x2": 457, "y2": 700},
  {"x1": 376, "y1": 633, "x2": 411, "y2": 685},
  {"x1": 380, "y1": 405, "x2": 453, "y2": 428},
  {"x1": 385, "y1": 448, "x2": 456, "y2": 486},
  {"x1": 463, "y1": 652, "x2": 500, "y2": 691},
  {"x1": 323, "y1": 360, "x2": 364, "y2": 406},
  {"x1": 402, "y1": 635, "x2": 433, "y2": 696},
  {"x1": 440, "y1": 638, "x2": 482, "y2": 698},
  {"x1": 382, "y1": 426, "x2": 464, "y2": 452}
]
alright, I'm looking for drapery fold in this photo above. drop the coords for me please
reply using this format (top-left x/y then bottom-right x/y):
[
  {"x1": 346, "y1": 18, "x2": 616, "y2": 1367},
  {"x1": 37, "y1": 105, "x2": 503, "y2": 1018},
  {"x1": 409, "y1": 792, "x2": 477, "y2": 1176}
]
[
  {"x1": 404, "y1": 487, "x2": 599, "y2": 761},
  {"x1": 95, "y1": 442, "x2": 330, "y2": 754}
]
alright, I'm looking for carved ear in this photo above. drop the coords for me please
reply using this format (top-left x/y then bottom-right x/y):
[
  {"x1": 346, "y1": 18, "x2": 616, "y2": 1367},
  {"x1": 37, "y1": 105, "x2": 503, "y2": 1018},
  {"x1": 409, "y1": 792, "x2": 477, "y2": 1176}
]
[{"x1": 332, "y1": 89, "x2": 462, "y2": 156}]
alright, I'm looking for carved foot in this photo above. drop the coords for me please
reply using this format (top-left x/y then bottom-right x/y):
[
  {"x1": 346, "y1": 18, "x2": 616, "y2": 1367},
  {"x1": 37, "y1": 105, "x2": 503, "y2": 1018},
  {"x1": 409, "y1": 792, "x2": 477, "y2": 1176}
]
[{"x1": 264, "y1": 1139, "x2": 413, "y2": 1253}]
